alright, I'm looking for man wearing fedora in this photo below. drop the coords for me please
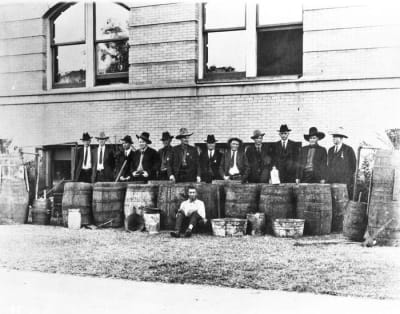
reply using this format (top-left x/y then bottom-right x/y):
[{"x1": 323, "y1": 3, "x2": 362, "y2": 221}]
[
  {"x1": 116, "y1": 135, "x2": 135, "y2": 182},
  {"x1": 158, "y1": 131, "x2": 174, "y2": 180},
  {"x1": 92, "y1": 131, "x2": 115, "y2": 183},
  {"x1": 272, "y1": 125, "x2": 301, "y2": 183},
  {"x1": 199, "y1": 135, "x2": 222, "y2": 183},
  {"x1": 246, "y1": 130, "x2": 272, "y2": 183},
  {"x1": 130, "y1": 132, "x2": 160, "y2": 183},
  {"x1": 169, "y1": 128, "x2": 200, "y2": 183},
  {"x1": 327, "y1": 127, "x2": 357, "y2": 199},
  {"x1": 296, "y1": 127, "x2": 328, "y2": 183},
  {"x1": 219, "y1": 137, "x2": 249, "y2": 183},
  {"x1": 74, "y1": 132, "x2": 94, "y2": 183}
]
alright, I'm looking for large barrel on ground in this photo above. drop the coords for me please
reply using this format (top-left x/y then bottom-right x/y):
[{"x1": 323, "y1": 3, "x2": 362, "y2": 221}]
[
  {"x1": 259, "y1": 184, "x2": 296, "y2": 234},
  {"x1": 330, "y1": 183, "x2": 349, "y2": 232},
  {"x1": 224, "y1": 184, "x2": 261, "y2": 218},
  {"x1": 92, "y1": 182, "x2": 127, "y2": 227},
  {"x1": 32, "y1": 199, "x2": 51, "y2": 225},
  {"x1": 367, "y1": 149, "x2": 400, "y2": 246},
  {"x1": 0, "y1": 155, "x2": 29, "y2": 224},
  {"x1": 295, "y1": 184, "x2": 332, "y2": 235},
  {"x1": 52, "y1": 180, "x2": 71, "y2": 219},
  {"x1": 212, "y1": 180, "x2": 242, "y2": 217},
  {"x1": 343, "y1": 201, "x2": 367, "y2": 241},
  {"x1": 62, "y1": 182, "x2": 93, "y2": 226},
  {"x1": 124, "y1": 183, "x2": 158, "y2": 218},
  {"x1": 157, "y1": 183, "x2": 187, "y2": 230}
]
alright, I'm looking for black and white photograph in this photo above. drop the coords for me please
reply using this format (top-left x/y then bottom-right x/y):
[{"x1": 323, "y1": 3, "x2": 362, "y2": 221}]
[{"x1": 0, "y1": 0, "x2": 399, "y2": 313}]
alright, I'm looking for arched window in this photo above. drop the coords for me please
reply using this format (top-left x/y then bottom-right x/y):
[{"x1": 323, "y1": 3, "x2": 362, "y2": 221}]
[{"x1": 50, "y1": 2, "x2": 129, "y2": 88}]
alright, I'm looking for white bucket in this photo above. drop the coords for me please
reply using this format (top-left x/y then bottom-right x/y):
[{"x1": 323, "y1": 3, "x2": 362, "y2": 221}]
[
  {"x1": 68, "y1": 209, "x2": 81, "y2": 230},
  {"x1": 143, "y1": 213, "x2": 160, "y2": 234}
]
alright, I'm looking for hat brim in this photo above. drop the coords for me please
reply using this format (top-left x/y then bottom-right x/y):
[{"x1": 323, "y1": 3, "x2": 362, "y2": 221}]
[
  {"x1": 176, "y1": 133, "x2": 193, "y2": 139},
  {"x1": 331, "y1": 133, "x2": 348, "y2": 139},
  {"x1": 278, "y1": 129, "x2": 291, "y2": 132},
  {"x1": 136, "y1": 135, "x2": 152, "y2": 144},
  {"x1": 95, "y1": 137, "x2": 109, "y2": 140},
  {"x1": 80, "y1": 137, "x2": 92, "y2": 141},
  {"x1": 205, "y1": 140, "x2": 218, "y2": 143},
  {"x1": 304, "y1": 132, "x2": 325, "y2": 141},
  {"x1": 160, "y1": 136, "x2": 174, "y2": 141},
  {"x1": 120, "y1": 138, "x2": 133, "y2": 144},
  {"x1": 251, "y1": 133, "x2": 265, "y2": 139},
  {"x1": 228, "y1": 137, "x2": 242, "y2": 144}
]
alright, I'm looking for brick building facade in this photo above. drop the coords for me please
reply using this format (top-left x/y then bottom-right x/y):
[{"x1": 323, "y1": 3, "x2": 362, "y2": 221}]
[{"x1": 0, "y1": 1, "x2": 399, "y2": 185}]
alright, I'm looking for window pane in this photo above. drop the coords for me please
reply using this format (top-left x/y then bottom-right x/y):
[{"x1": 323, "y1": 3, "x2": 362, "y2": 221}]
[
  {"x1": 258, "y1": 2, "x2": 302, "y2": 25},
  {"x1": 54, "y1": 45, "x2": 86, "y2": 85},
  {"x1": 204, "y1": 2, "x2": 245, "y2": 29},
  {"x1": 206, "y1": 31, "x2": 246, "y2": 73},
  {"x1": 257, "y1": 28, "x2": 303, "y2": 76},
  {"x1": 96, "y1": 3, "x2": 129, "y2": 40},
  {"x1": 96, "y1": 41, "x2": 129, "y2": 75},
  {"x1": 54, "y1": 3, "x2": 85, "y2": 43}
]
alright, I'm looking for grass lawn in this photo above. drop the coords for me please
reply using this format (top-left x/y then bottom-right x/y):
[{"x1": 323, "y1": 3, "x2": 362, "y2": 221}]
[{"x1": 0, "y1": 225, "x2": 399, "y2": 299}]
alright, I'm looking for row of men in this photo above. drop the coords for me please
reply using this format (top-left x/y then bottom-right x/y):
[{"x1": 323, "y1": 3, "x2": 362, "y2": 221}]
[{"x1": 74, "y1": 125, "x2": 356, "y2": 197}]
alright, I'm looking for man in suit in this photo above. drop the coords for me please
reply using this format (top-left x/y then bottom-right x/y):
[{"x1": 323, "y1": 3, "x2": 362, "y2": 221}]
[
  {"x1": 327, "y1": 127, "x2": 357, "y2": 199},
  {"x1": 296, "y1": 127, "x2": 327, "y2": 183},
  {"x1": 199, "y1": 135, "x2": 222, "y2": 183},
  {"x1": 272, "y1": 124, "x2": 300, "y2": 183},
  {"x1": 116, "y1": 135, "x2": 135, "y2": 182},
  {"x1": 92, "y1": 131, "x2": 115, "y2": 183},
  {"x1": 246, "y1": 130, "x2": 272, "y2": 183},
  {"x1": 219, "y1": 137, "x2": 249, "y2": 183},
  {"x1": 130, "y1": 132, "x2": 160, "y2": 183},
  {"x1": 158, "y1": 131, "x2": 174, "y2": 180},
  {"x1": 74, "y1": 132, "x2": 94, "y2": 183},
  {"x1": 168, "y1": 128, "x2": 201, "y2": 183}
]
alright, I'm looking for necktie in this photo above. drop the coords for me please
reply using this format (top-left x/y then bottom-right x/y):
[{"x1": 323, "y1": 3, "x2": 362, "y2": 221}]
[
  {"x1": 138, "y1": 150, "x2": 144, "y2": 171},
  {"x1": 182, "y1": 146, "x2": 187, "y2": 167},
  {"x1": 335, "y1": 146, "x2": 338, "y2": 153},
  {"x1": 99, "y1": 147, "x2": 103, "y2": 165},
  {"x1": 209, "y1": 150, "x2": 213, "y2": 159},
  {"x1": 230, "y1": 151, "x2": 235, "y2": 167},
  {"x1": 84, "y1": 147, "x2": 88, "y2": 166},
  {"x1": 257, "y1": 146, "x2": 261, "y2": 153}
]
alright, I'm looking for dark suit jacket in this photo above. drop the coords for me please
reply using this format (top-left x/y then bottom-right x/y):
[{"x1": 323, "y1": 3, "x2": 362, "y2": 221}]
[
  {"x1": 130, "y1": 147, "x2": 160, "y2": 180},
  {"x1": 199, "y1": 149, "x2": 222, "y2": 183},
  {"x1": 245, "y1": 144, "x2": 272, "y2": 183},
  {"x1": 219, "y1": 149, "x2": 249, "y2": 182},
  {"x1": 327, "y1": 143, "x2": 356, "y2": 185},
  {"x1": 297, "y1": 144, "x2": 327, "y2": 182},
  {"x1": 115, "y1": 148, "x2": 135, "y2": 180},
  {"x1": 91, "y1": 145, "x2": 115, "y2": 182},
  {"x1": 74, "y1": 146, "x2": 95, "y2": 181},
  {"x1": 158, "y1": 145, "x2": 173, "y2": 172},
  {"x1": 168, "y1": 144, "x2": 200, "y2": 180},
  {"x1": 272, "y1": 140, "x2": 301, "y2": 183}
]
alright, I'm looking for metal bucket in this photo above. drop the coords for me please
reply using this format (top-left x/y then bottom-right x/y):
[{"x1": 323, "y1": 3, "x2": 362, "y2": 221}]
[{"x1": 272, "y1": 218, "x2": 305, "y2": 238}]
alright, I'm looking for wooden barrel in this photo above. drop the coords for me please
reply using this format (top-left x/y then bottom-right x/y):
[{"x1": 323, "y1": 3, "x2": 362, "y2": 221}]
[
  {"x1": 259, "y1": 184, "x2": 296, "y2": 234},
  {"x1": 124, "y1": 183, "x2": 158, "y2": 219},
  {"x1": 157, "y1": 184, "x2": 187, "y2": 230},
  {"x1": 32, "y1": 199, "x2": 51, "y2": 225},
  {"x1": 0, "y1": 180, "x2": 29, "y2": 224},
  {"x1": 92, "y1": 182, "x2": 127, "y2": 228},
  {"x1": 343, "y1": 201, "x2": 367, "y2": 241},
  {"x1": 368, "y1": 150, "x2": 400, "y2": 246},
  {"x1": 62, "y1": 182, "x2": 93, "y2": 226},
  {"x1": 330, "y1": 184, "x2": 349, "y2": 232},
  {"x1": 224, "y1": 184, "x2": 261, "y2": 218},
  {"x1": 295, "y1": 184, "x2": 332, "y2": 235},
  {"x1": 212, "y1": 180, "x2": 242, "y2": 217},
  {"x1": 52, "y1": 180, "x2": 71, "y2": 219}
]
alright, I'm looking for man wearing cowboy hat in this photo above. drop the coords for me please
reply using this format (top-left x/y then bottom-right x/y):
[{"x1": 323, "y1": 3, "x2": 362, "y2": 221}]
[
  {"x1": 327, "y1": 127, "x2": 357, "y2": 198},
  {"x1": 272, "y1": 125, "x2": 301, "y2": 183},
  {"x1": 296, "y1": 127, "x2": 328, "y2": 184},
  {"x1": 219, "y1": 137, "x2": 249, "y2": 183},
  {"x1": 130, "y1": 132, "x2": 160, "y2": 183},
  {"x1": 116, "y1": 135, "x2": 135, "y2": 182},
  {"x1": 74, "y1": 132, "x2": 94, "y2": 183},
  {"x1": 246, "y1": 130, "x2": 272, "y2": 183},
  {"x1": 169, "y1": 128, "x2": 200, "y2": 183},
  {"x1": 92, "y1": 131, "x2": 115, "y2": 183},
  {"x1": 199, "y1": 135, "x2": 222, "y2": 183},
  {"x1": 158, "y1": 131, "x2": 174, "y2": 180}
]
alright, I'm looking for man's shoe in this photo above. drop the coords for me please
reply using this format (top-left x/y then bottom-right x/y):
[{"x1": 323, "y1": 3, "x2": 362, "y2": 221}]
[
  {"x1": 170, "y1": 231, "x2": 180, "y2": 238},
  {"x1": 184, "y1": 229, "x2": 192, "y2": 238}
]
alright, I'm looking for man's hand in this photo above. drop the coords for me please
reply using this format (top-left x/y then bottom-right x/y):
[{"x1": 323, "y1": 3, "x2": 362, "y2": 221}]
[
  {"x1": 119, "y1": 176, "x2": 125, "y2": 181},
  {"x1": 295, "y1": 179, "x2": 300, "y2": 184},
  {"x1": 320, "y1": 179, "x2": 326, "y2": 184},
  {"x1": 143, "y1": 171, "x2": 149, "y2": 178},
  {"x1": 203, "y1": 218, "x2": 207, "y2": 225},
  {"x1": 223, "y1": 175, "x2": 230, "y2": 181},
  {"x1": 196, "y1": 176, "x2": 201, "y2": 183},
  {"x1": 169, "y1": 175, "x2": 176, "y2": 183}
]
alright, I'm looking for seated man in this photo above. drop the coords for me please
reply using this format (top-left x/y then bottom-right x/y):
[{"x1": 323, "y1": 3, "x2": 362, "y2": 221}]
[{"x1": 170, "y1": 186, "x2": 207, "y2": 238}]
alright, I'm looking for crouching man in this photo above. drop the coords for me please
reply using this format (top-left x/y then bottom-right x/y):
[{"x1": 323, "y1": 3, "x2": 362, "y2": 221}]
[{"x1": 170, "y1": 186, "x2": 207, "y2": 238}]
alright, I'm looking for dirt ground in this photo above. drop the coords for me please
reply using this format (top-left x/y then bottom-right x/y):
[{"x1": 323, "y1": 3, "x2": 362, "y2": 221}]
[{"x1": 0, "y1": 225, "x2": 399, "y2": 299}]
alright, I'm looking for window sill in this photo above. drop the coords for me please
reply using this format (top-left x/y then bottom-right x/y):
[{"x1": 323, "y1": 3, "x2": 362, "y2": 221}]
[{"x1": 197, "y1": 74, "x2": 302, "y2": 85}]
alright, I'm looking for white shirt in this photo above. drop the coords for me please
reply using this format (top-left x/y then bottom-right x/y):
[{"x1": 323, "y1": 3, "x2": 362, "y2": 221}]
[
  {"x1": 208, "y1": 150, "x2": 214, "y2": 159},
  {"x1": 82, "y1": 146, "x2": 92, "y2": 170},
  {"x1": 97, "y1": 145, "x2": 105, "y2": 171},
  {"x1": 281, "y1": 140, "x2": 287, "y2": 149},
  {"x1": 125, "y1": 147, "x2": 132, "y2": 157},
  {"x1": 229, "y1": 151, "x2": 240, "y2": 176},
  {"x1": 334, "y1": 143, "x2": 343, "y2": 153},
  {"x1": 179, "y1": 199, "x2": 206, "y2": 219}
]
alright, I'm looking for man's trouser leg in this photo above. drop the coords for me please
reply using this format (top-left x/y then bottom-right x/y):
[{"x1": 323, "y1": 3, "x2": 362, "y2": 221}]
[{"x1": 174, "y1": 210, "x2": 186, "y2": 233}]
